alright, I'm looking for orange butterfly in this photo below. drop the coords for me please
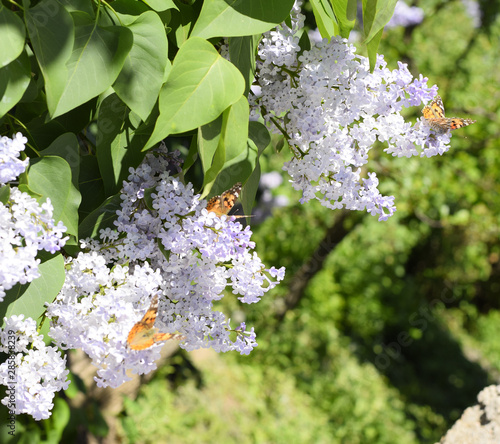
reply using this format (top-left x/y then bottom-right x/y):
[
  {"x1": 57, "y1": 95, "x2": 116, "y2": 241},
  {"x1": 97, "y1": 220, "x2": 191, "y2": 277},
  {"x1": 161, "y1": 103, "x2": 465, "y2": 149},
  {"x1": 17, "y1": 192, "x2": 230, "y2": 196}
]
[
  {"x1": 127, "y1": 294, "x2": 182, "y2": 350},
  {"x1": 206, "y1": 182, "x2": 243, "y2": 217},
  {"x1": 422, "y1": 96, "x2": 476, "y2": 134}
]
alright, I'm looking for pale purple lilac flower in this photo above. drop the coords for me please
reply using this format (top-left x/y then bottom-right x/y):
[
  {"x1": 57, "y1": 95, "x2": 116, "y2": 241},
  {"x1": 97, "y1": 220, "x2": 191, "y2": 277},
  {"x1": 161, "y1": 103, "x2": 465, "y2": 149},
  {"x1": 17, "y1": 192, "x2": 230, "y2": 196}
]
[
  {"x1": 0, "y1": 133, "x2": 29, "y2": 185},
  {"x1": 0, "y1": 316, "x2": 70, "y2": 420},
  {"x1": 46, "y1": 150, "x2": 284, "y2": 388},
  {"x1": 253, "y1": 5, "x2": 445, "y2": 221},
  {"x1": 0, "y1": 177, "x2": 68, "y2": 302}
]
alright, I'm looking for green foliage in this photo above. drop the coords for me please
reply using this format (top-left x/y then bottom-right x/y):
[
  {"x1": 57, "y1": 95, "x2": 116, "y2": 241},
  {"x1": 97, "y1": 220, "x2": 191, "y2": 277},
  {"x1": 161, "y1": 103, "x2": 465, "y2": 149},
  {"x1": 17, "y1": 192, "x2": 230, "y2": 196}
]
[
  {"x1": 146, "y1": 37, "x2": 245, "y2": 147},
  {"x1": 475, "y1": 311, "x2": 500, "y2": 370},
  {"x1": 309, "y1": 0, "x2": 338, "y2": 38},
  {"x1": 191, "y1": 0, "x2": 296, "y2": 39},
  {"x1": 244, "y1": 3, "x2": 500, "y2": 442},
  {"x1": 1, "y1": 252, "x2": 65, "y2": 322},
  {"x1": 1, "y1": 0, "x2": 298, "y2": 329},
  {"x1": 362, "y1": 0, "x2": 397, "y2": 69},
  {"x1": 1, "y1": 0, "x2": 397, "y2": 330},
  {"x1": 120, "y1": 354, "x2": 335, "y2": 444},
  {"x1": 0, "y1": 5, "x2": 25, "y2": 67}
]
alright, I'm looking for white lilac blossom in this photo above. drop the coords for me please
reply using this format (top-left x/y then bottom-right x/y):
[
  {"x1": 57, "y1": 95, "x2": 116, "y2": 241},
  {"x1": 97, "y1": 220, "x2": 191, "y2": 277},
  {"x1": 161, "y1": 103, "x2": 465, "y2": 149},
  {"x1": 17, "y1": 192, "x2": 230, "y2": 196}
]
[
  {"x1": 47, "y1": 258, "x2": 170, "y2": 388},
  {"x1": 0, "y1": 133, "x2": 29, "y2": 185},
  {"x1": 46, "y1": 150, "x2": 284, "y2": 388},
  {"x1": 386, "y1": 1, "x2": 424, "y2": 28},
  {"x1": 0, "y1": 180, "x2": 68, "y2": 303},
  {"x1": 253, "y1": 5, "x2": 443, "y2": 221},
  {"x1": 0, "y1": 316, "x2": 70, "y2": 420}
]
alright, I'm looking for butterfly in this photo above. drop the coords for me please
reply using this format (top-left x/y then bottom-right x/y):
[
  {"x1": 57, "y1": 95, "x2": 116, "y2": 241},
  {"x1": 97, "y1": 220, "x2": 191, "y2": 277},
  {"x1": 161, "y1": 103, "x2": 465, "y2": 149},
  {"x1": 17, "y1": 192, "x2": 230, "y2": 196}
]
[
  {"x1": 127, "y1": 294, "x2": 183, "y2": 350},
  {"x1": 422, "y1": 96, "x2": 476, "y2": 134},
  {"x1": 206, "y1": 182, "x2": 243, "y2": 217}
]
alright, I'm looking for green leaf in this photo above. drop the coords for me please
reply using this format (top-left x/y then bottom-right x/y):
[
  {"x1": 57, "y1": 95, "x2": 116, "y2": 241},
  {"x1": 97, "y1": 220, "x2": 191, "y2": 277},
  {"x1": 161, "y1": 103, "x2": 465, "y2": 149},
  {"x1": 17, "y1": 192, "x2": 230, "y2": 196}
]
[
  {"x1": 113, "y1": 11, "x2": 168, "y2": 121},
  {"x1": 0, "y1": 50, "x2": 30, "y2": 119},
  {"x1": 198, "y1": 115, "x2": 223, "y2": 188},
  {"x1": 0, "y1": 185, "x2": 10, "y2": 204},
  {"x1": 346, "y1": 0, "x2": 357, "y2": 20},
  {"x1": 169, "y1": 2, "x2": 195, "y2": 49},
  {"x1": 201, "y1": 96, "x2": 249, "y2": 195},
  {"x1": 46, "y1": 398, "x2": 71, "y2": 443},
  {"x1": 183, "y1": 133, "x2": 199, "y2": 173},
  {"x1": 210, "y1": 121, "x2": 269, "y2": 217},
  {"x1": 191, "y1": 0, "x2": 295, "y2": 39},
  {"x1": 229, "y1": 35, "x2": 259, "y2": 96},
  {"x1": 298, "y1": 27, "x2": 311, "y2": 53},
  {"x1": 58, "y1": 0, "x2": 95, "y2": 16},
  {"x1": 142, "y1": 0, "x2": 178, "y2": 11},
  {"x1": 146, "y1": 37, "x2": 245, "y2": 149},
  {"x1": 78, "y1": 194, "x2": 122, "y2": 239},
  {"x1": 200, "y1": 121, "x2": 226, "y2": 196},
  {"x1": 39, "y1": 133, "x2": 81, "y2": 190},
  {"x1": 242, "y1": 161, "x2": 260, "y2": 218},
  {"x1": 96, "y1": 94, "x2": 150, "y2": 195},
  {"x1": 248, "y1": 120, "x2": 271, "y2": 156},
  {"x1": 362, "y1": 0, "x2": 397, "y2": 45},
  {"x1": 23, "y1": 97, "x2": 98, "y2": 152},
  {"x1": 220, "y1": 95, "x2": 250, "y2": 168},
  {"x1": 18, "y1": 183, "x2": 42, "y2": 200},
  {"x1": 143, "y1": 187, "x2": 155, "y2": 210},
  {"x1": 27, "y1": 156, "x2": 81, "y2": 238},
  {"x1": 366, "y1": 27, "x2": 383, "y2": 72},
  {"x1": 0, "y1": 253, "x2": 65, "y2": 327},
  {"x1": 78, "y1": 154, "x2": 105, "y2": 217},
  {"x1": 51, "y1": 11, "x2": 133, "y2": 117},
  {"x1": 64, "y1": 372, "x2": 84, "y2": 399},
  {"x1": 25, "y1": 0, "x2": 74, "y2": 117},
  {"x1": 210, "y1": 118, "x2": 268, "y2": 199},
  {"x1": 157, "y1": 237, "x2": 171, "y2": 261},
  {"x1": 310, "y1": 0, "x2": 337, "y2": 39},
  {"x1": 275, "y1": 136, "x2": 288, "y2": 153},
  {"x1": 329, "y1": 0, "x2": 356, "y2": 38},
  {"x1": 240, "y1": 120, "x2": 270, "y2": 215},
  {"x1": 0, "y1": 5, "x2": 25, "y2": 67}
]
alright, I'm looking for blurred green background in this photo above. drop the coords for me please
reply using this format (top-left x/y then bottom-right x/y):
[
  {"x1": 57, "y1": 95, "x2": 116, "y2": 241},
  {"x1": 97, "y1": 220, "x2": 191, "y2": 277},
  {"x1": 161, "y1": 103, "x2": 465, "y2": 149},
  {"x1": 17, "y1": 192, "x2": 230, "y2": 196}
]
[{"x1": 7, "y1": 1, "x2": 500, "y2": 443}]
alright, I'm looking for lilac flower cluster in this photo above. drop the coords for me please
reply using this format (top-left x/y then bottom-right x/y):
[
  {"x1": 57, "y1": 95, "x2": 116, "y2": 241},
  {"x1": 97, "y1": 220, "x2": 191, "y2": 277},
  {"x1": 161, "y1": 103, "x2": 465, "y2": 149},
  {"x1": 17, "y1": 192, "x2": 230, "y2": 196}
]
[
  {"x1": 0, "y1": 133, "x2": 29, "y2": 185},
  {"x1": 253, "y1": 4, "x2": 449, "y2": 221},
  {"x1": 46, "y1": 150, "x2": 284, "y2": 388},
  {"x1": 0, "y1": 315, "x2": 70, "y2": 420},
  {"x1": 0, "y1": 134, "x2": 68, "y2": 302}
]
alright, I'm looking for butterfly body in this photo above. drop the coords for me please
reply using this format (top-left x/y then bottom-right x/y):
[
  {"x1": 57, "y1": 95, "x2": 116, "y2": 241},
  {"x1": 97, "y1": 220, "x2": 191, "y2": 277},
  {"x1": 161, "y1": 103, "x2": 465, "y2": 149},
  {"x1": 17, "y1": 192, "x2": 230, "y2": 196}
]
[
  {"x1": 206, "y1": 183, "x2": 242, "y2": 217},
  {"x1": 127, "y1": 294, "x2": 181, "y2": 350},
  {"x1": 422, "y1": 96, "x2": 476, "y2": 134}
]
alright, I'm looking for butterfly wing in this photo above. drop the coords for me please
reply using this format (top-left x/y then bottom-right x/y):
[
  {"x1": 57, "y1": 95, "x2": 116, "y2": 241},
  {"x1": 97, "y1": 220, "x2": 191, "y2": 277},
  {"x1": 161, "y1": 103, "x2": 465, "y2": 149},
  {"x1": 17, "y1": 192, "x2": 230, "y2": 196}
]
[
  {"x1": 448, "y1": 118, "x2": 476, "y2": 130},
  {"x1": 422, "y1": 96, "x2": 475, "y2": 133},
  {"x1": 127, "y1": 295, "x2": 158, "y2": 350},
  {"x1": 425, "y1": 117, "x2": 453, "y2": 134},
  {"x1": 152, "y1": 332, "x2": 183, "y2": 343},
  {"x1": 431, "y1": 96, "x2": 446, "y2": 118},
  {"x1": 128, "y1": 295, "x2": 184, "y2": 350},
  {"x1": 206, "y1": 183, "x2": 242, "y2": 217},
  {"x1": 422, "y1": 95, "x2": 445, "y2": 120}
]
